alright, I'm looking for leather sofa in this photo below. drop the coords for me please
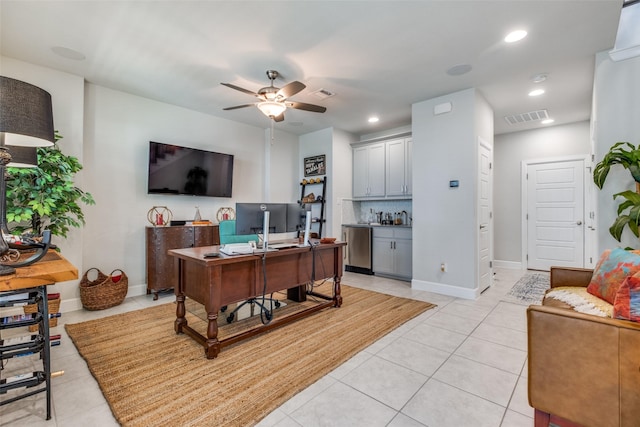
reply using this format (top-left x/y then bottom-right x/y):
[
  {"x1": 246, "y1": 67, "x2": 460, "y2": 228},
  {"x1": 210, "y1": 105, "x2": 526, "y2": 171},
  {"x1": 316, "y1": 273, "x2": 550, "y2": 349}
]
[{"x1": 527, "y1": 266, "x2": 640, "y2": 427}]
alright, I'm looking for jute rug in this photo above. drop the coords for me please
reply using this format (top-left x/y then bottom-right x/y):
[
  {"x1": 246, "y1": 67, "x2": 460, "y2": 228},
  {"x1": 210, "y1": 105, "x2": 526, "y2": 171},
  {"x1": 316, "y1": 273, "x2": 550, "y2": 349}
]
[
  {"x1": 502, "y1": 272, "x2": 550, "y2": 305},
  {"x1": 65, "y1": 285, "x2": 435, "y2": 427}
]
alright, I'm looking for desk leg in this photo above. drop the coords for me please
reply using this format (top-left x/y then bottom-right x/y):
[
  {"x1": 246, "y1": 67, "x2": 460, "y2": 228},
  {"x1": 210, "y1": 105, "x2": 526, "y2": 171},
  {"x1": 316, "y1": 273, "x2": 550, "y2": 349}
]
[
  {"x1": 205, "y1": 312, "x2": 220, "y2": 359},
  {"x1": 334, "y1": 275, "x2": 342, "y2": 307},
  {"x1": 174, "y1": 294, "x2": 187, "y2": 333}
]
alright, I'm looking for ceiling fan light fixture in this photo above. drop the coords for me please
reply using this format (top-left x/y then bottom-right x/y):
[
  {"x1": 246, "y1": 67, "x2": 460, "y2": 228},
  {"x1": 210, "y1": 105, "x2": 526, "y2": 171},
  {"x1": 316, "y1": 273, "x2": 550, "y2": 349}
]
[
  {"x1": 504, "y1": 30, "x2": 527, "y2": 43},
  {"x1": 257, "y1": 101, "x2": 286, "y2": 118}
]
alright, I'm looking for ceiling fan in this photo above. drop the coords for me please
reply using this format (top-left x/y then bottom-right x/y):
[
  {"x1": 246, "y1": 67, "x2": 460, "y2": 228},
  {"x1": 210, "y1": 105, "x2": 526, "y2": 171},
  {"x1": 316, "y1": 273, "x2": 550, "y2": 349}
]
[{"x1": 221, "y1": 70, "x2": 326, "y2": 122}]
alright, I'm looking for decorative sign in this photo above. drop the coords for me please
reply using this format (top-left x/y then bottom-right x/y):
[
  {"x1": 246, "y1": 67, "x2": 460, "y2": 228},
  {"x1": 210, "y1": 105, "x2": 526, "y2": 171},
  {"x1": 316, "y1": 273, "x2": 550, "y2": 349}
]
[{"x1": 304, "y1": 155, "x2": 326, "y2": 177}]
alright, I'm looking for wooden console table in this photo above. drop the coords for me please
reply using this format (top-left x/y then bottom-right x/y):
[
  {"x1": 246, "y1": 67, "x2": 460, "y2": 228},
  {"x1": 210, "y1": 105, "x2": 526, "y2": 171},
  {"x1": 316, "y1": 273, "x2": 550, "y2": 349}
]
[{"x1": 169, "y1": 241, "x2": 345, "y2": 359}]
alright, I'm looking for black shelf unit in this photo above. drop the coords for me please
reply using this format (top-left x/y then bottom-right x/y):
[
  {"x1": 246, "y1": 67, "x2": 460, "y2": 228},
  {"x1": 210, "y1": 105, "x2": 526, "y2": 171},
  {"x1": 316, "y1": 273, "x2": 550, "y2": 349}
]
[
  {"x1": 299, "y1": 176, "x2": 327, "y2": 238},
  {"x1": 0, "y1": 286, "x2": 52, "y2": 420}
]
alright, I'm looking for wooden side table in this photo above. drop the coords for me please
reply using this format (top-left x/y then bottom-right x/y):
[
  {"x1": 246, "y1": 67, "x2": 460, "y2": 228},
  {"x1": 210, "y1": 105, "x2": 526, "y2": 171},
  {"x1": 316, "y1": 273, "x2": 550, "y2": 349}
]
[{"x1": 0, "y1": 251, "x2": 78, "y2": 420}]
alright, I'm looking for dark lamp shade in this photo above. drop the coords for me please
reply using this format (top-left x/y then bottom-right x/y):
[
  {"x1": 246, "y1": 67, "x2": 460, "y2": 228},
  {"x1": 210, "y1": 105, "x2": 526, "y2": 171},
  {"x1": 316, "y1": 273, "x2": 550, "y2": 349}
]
[
  {"x1": 7, "y1": 145, "x2": 38, "y2": 168},
  {"x1": 0, "y1": 76, "x2": 55, "y2": 147}
]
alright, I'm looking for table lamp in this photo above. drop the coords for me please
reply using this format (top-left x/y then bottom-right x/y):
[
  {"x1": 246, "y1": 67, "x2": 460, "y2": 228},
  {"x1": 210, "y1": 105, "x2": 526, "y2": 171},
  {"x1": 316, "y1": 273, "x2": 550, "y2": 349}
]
[{"x1": 0, "y1": 76, "x2": 55, "y2": 275}]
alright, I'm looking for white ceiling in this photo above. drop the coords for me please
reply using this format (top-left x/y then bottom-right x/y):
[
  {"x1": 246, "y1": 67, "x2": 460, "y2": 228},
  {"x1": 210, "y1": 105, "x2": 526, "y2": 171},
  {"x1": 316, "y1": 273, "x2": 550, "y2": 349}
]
[{"x1": 0, "y1": 1, "x2": 623, "y2": 136}]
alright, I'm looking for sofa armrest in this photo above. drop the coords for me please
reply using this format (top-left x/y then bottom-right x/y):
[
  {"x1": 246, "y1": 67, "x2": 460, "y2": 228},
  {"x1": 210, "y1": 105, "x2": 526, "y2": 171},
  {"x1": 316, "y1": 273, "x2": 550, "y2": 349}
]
[
  {"x1": 549, "y1": 266, "x2": 593, "y2": 289},
  {"x1": 527, "y1": 305, "x2": 640, "y2": 426}
]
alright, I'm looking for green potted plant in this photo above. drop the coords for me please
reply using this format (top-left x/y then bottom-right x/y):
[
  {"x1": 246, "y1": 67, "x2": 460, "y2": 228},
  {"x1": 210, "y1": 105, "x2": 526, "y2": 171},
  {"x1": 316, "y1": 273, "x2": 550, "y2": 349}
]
[
  {"x1": 5, "y1": 132, "x2": 95, "y2": 239},
  {"x1": 594, "y1": 141, "x2": 640, "y2": 242}
]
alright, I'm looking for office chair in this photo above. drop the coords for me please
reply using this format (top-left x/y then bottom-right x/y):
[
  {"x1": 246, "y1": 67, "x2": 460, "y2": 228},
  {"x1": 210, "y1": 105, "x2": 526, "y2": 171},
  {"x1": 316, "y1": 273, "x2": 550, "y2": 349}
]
[{"x1": 218, "y1": 220, "x2": 281, "y2": 323}]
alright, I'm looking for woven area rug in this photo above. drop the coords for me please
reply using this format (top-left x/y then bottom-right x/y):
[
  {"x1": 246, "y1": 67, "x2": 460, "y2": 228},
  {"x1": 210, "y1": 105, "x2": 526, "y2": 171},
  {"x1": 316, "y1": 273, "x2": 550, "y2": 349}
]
[
  {"x1": 503, "y1": 272, "x2": 550, "y2": 305},
  {"x1": 65, "y1": 285, "x2": 435, "y2": 427}
]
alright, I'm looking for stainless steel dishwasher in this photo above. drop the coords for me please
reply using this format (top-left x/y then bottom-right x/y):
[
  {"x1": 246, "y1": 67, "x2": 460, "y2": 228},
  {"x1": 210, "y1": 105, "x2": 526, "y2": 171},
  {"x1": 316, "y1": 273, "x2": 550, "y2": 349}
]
[{"x1": 342, "y1": 225, "x2": 373, "y2": 275}]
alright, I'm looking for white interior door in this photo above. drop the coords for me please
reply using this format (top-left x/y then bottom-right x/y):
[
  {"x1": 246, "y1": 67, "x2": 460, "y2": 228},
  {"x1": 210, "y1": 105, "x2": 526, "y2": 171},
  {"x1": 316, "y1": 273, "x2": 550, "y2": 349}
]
[
  {"x1": 478, "y1": 140, "x2": 493, "y2": 292},
  {"x1": 526, "y1": 159, "x2": 585, "y2": 270}
]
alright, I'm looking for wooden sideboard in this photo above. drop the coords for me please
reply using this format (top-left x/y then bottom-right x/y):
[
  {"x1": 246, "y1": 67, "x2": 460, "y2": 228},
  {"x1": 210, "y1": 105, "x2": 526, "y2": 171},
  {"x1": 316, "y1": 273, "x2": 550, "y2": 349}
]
[{"x1": 145, "y1": 225, "x2": 219, "y2": 299}]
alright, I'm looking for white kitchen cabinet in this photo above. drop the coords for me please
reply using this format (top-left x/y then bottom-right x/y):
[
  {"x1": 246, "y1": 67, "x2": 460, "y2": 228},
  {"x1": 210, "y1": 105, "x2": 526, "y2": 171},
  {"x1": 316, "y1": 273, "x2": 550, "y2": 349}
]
[
  {"x1": 353, "y1": 142, "x2": 385, "y2": 198},
  {"x1": 386, "y1": 137, "x2": 412, "y2": 197},
  {"x1": 372, "y1": 227, "x2": 412, "y2": 280}
]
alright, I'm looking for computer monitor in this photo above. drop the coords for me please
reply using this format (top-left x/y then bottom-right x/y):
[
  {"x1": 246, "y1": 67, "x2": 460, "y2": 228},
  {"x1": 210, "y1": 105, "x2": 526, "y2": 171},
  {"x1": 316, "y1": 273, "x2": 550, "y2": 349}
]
[
  {"x1": 286, "y1": 203, "x2": 311, "y2": 232},
  {"x1": 235, "y1": 203, "x2": 287, "y2": 235}
]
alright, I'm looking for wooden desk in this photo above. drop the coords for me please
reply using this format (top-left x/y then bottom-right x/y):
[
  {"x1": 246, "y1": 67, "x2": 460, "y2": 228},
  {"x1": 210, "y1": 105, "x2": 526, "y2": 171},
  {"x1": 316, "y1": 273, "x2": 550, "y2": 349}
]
[{"x1": 169, "y1": 241, "x2": 345, "y2": 359}]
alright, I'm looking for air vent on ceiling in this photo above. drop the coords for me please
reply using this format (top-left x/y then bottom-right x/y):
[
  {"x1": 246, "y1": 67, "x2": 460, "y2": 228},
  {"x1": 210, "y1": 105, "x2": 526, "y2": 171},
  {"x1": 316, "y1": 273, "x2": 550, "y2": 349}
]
[
  {"x1": 504, "y1": 109, "x2": 549, "y2": 125},
  {"x1": 310, "y1": 88, "x2": 336, "y2": 100}
]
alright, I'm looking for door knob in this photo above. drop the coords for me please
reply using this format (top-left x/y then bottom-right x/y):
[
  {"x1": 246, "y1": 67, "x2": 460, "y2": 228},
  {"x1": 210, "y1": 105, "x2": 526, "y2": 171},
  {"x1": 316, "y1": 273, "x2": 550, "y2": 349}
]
[{"x1": 576, "y1": 221, "x2": 583, "y2": 225}]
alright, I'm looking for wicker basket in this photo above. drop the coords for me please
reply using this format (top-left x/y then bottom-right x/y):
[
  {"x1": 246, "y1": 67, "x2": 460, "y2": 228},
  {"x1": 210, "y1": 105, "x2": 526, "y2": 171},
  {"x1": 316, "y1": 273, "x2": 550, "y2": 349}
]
[
  {"x1": 79, "y1": 268, "x2": 128, "y2": 310},
  {"x1": 24, "y1": 298, "x2": 60, "y2": 332}
]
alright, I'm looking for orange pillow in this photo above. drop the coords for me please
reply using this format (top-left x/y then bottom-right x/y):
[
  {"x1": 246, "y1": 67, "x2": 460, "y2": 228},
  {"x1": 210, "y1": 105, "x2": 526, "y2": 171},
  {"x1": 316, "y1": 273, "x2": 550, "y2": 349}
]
[
  {"x1": 613, "y1": 274, "x2": 640, "y2": 322},
  {"x1": 587, "y1": 248, "x2": 640, "y2": 304}
]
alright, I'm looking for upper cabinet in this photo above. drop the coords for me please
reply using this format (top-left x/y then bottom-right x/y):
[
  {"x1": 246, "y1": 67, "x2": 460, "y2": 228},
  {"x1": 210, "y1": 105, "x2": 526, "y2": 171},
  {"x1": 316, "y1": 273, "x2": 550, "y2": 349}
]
[
  {"x1": 385, "y1": 137, "x2": 412, "y2": 198},
  {"x1": 353, "y1": 136, "x2": 412, "y2": 200},
  {"x1": 353, "y1": 142, "x2": 385, "y2": 198}
]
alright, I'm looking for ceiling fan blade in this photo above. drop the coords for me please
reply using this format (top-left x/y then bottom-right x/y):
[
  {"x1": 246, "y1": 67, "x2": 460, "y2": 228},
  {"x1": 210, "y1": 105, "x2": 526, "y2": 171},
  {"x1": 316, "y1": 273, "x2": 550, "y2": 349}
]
[
  {"x1": 273, "y1": 112, "x2": 285, "y2": 122},
  {"x1": 276, "y1": 81, "x2": 305, "y2": 99},
  {"x1": 221, "y1": 82, "x2": 260, "y2": 98},
  {"x1": 286, "y1": 101, "x2": 326, "y2": 113},
  {"x1": 223, "y1": 103, "x2": 256, "y2": 111}
]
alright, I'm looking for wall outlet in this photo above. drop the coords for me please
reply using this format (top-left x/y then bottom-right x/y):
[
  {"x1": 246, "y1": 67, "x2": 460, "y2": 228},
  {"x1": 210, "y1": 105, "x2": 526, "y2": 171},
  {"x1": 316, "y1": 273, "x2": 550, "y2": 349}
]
[{"x1": 440, "y1": 263, "x2": 447, "y2": 272}]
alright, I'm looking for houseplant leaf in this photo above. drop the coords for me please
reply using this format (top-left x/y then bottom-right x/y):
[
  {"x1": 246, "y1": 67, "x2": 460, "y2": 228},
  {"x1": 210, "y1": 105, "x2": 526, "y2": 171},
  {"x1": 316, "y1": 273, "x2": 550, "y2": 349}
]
[{"x1": 5, "y1": 132, "x2": 95, "y2": 239}]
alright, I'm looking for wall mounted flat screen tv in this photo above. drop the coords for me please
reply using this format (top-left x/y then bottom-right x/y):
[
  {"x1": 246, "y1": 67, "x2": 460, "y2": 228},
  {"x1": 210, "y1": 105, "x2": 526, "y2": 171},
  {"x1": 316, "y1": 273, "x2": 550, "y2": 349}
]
[{"x1": 147, "y1": 141, "x2": 234, "y2": 198}]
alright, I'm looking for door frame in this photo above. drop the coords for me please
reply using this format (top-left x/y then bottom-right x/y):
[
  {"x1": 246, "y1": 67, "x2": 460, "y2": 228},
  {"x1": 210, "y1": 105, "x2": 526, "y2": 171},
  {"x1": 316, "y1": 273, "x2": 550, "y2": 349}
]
[
  {"x1": 478, "y1": 137, "x2": 493, "y2": 291},
  {"x1": 520, "y1": 155, "x2": 596, "y2": 270}
]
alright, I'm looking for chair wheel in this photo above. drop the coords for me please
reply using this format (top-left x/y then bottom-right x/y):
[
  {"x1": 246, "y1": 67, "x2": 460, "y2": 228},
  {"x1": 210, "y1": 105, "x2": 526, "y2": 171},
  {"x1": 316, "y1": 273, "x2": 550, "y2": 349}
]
[
  {"x1": 274, "y1": 301, "x2": 281, "y2": 308},
  {"x1": 226, "y1": 313, "x2": 235, "y2": 323},
  {"x1": 221, "y1": 305, "x2": 227, "y2": 312},
  {"x1": 265, "y1": 312, "x2": 272, "y2": 321}
]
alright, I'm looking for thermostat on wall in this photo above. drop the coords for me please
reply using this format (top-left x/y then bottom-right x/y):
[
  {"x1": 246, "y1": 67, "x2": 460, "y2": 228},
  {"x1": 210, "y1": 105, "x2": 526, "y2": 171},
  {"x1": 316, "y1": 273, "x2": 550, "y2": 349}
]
[{"x1": 449, "y1": 180, "x2": 459, "y2": 188}]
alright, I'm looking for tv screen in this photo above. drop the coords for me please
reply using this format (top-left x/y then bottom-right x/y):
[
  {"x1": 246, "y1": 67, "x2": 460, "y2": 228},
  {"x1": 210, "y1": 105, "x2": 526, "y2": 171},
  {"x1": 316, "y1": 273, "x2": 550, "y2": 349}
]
[{"x1": 147, "y1": 141, "x2": 234, "y2": 198}]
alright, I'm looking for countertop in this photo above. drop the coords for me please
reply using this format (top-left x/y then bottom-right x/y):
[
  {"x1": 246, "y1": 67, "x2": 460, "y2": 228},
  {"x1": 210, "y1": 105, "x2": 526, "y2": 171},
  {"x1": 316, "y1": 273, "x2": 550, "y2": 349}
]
[{"x1": 342, "y1": 223, "x2": 412, "y2": 228}]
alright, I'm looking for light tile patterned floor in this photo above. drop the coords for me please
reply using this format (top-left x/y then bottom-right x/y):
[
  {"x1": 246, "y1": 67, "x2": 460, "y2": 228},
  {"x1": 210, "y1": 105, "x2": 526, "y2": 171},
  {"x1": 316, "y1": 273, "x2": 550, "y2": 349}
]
[{"x1": 1, "y1": 268, "x2": 534, "y2": 427}]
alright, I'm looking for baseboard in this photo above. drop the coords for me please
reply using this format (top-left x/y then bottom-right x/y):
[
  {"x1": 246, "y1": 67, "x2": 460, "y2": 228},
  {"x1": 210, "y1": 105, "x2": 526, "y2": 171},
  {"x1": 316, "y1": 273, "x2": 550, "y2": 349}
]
[
  {"x1": 411, "y1": 279, "x2": 479, "y2": 300},
  {"x1": 59, "y1": 283, "x2": 148, "y2": 313},
  {"x1": 493, "y1": 259, "x2": 523, "y2": 270}
]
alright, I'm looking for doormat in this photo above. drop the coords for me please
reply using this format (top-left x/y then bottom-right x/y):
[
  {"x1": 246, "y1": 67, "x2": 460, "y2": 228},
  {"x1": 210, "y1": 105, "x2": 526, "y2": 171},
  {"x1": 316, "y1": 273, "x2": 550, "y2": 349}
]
[{"x1": 502, "y1": 272, "x2": 550, "y2": 305}]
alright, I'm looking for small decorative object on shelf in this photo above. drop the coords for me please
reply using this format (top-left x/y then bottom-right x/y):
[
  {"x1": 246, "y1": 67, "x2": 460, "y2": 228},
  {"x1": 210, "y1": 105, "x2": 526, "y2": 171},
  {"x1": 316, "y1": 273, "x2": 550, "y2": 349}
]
[
  {"x1": 147, "y1": 206, "x2": 172, "y2": 227},
  {"x1": 216, "y1": 207, "x2": 236, "y2": 222},
  {"x1": 194, "y1": 206, "x2": 202, "y2": 222}
]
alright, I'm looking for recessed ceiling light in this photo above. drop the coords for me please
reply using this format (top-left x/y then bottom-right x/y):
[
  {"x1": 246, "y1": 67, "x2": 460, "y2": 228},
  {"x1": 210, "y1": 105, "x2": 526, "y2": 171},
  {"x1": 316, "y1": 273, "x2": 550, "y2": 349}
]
[
  {"x1": 531, "y1": 73, "x2": 548, "y2": 83},
  {"x1": 504, "y1": 30, "x2": 527, "y2": 43},
  {"x1": 446, "y1": 64, "x2": 472, "y2": 76},
  {"x1": 51, "y1": 46, "x2": 86, "y2": 60},
  {"x1": 368, "y1": 117, "x2": 379, "y2": 123},
  {"x1": 528, "y1": 89, "x2": 545, "y2": 97},
  {"x1": 541, "y1": 118, "x2": 555, "y2": 125}
]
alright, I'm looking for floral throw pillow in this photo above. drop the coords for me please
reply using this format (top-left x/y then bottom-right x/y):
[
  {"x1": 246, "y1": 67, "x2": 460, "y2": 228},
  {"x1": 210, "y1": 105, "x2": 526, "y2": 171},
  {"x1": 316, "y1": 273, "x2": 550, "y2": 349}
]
[
  {"x1": 613, "y1": 274, "x2": 640, "y2": 322},
  {"x1": 587, "y1": 248, "x2": 640, "y2": 304}
]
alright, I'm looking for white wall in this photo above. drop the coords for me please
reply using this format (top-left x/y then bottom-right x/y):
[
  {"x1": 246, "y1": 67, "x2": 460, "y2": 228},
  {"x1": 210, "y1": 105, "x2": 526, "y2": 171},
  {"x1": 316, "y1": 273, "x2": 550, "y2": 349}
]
[
  {"x1": 265, "y1": 127, "x2": 299, "y2": 203},
  {"x1": 330, "y1": 129, "x2": 356, "y2": 237},
  {"x1": 2, "y1": 57, "x2": 301, "y2": 311},
  {"x1": 593, "y1": 51, "x2": 640, "y2": 252},
  {"x1": 493, "y1": 121, "x2": 591, "y2": 267},
  {"x1": 411, "y1": 88, "x2": 492, "y2": 299}
]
